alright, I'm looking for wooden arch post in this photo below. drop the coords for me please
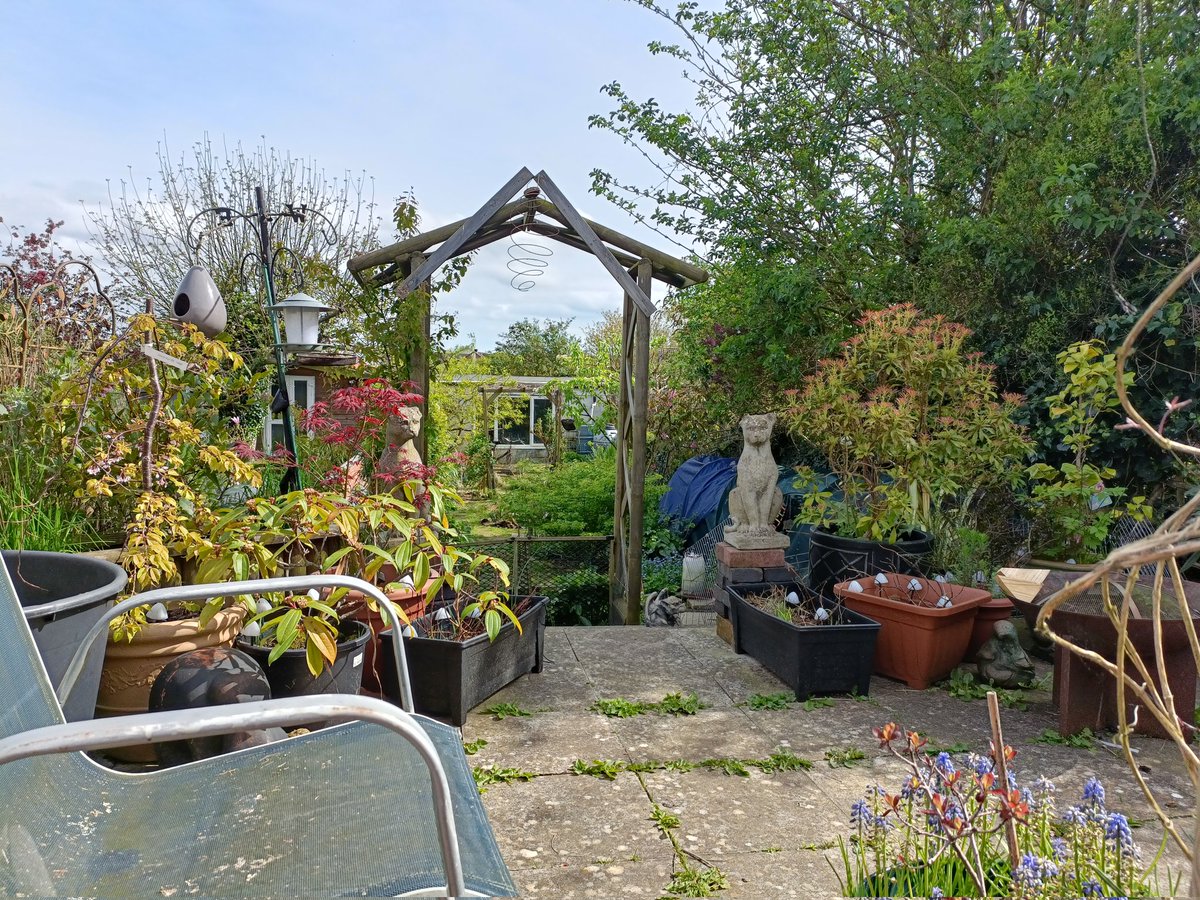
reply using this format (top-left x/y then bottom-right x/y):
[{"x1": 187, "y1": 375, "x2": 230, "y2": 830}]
[{"x1": 347, "y1": 168, "x2": 707, "y2": 624}]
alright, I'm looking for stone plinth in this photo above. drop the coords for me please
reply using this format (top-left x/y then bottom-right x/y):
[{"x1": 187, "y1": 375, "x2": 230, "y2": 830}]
[
  {"x1": 722, "y1": 529, "x2": 790, "y2": 551},
  {"x1": 713, "y1": 541, "x2": 798, "y2": 625}
]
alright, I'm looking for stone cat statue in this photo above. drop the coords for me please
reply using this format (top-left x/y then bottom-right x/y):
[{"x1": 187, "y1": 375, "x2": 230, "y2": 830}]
[{"x1": 725, "y1": 414, "x2": 787, "y2": 549}]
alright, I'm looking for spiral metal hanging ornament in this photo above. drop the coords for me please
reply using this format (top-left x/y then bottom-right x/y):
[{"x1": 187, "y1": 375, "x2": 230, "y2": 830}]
[{"x1": 507, "y1": 187, "x2": 558, "y2": 292}]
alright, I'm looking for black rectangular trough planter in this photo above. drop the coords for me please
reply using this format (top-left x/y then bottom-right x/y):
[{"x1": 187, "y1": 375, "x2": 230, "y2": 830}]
[
  {"x1": 728, "y1": 581, "x2": 880, "y2": 700},
  {"x1": 380, "y1": 596, "x2": 548, "y2": 726}
]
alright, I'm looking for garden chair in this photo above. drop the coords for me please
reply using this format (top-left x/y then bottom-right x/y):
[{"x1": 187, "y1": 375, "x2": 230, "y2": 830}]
[{"x1": 0, "y1": 562, "x2": 516, "y2": 897}]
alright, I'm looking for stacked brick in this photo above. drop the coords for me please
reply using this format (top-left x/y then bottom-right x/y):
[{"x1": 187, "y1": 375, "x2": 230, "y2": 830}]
[{"x1": 713, "y1": 543, "x2": 796, "y2": 644}]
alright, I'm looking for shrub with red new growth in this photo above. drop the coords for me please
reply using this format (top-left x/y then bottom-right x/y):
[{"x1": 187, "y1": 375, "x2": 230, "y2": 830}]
[{"x1": 298, "y1": 378, "x2": 425, "y2": 496}]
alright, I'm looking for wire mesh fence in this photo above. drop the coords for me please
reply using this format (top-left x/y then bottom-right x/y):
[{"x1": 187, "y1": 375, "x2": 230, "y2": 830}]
[{"x1": 456, "y1": 535, "x2": 613, "y2": 626}]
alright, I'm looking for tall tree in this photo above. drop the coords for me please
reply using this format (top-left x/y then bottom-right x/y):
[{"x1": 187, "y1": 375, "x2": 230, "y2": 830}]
[
  {"x1": 489, "y1": 317, "x2": 581, "y2": 376},
  {"x1": 593, "y1": 0, "x2": 1200, "y2": 488},
  {"x1": 87, "y1": 136, "x2": 381, "y2": 366}
]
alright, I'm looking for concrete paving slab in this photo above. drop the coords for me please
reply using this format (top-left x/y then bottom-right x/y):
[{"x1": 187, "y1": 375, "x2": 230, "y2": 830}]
[
  {"x1": 611, "y1": 707, "x2": 785, "y2": 764},
  {"x1": 463, "y1": 711, "x2": 625, "y2": 774},
  {"x1": 479, "y1": 772, "x2": 667, "y2": 863},
  {"x1": 641, "y1": 768, "x2": 838, "y2": 855},
  {"x1": 719, "y1": 848, "x2": 846, "y2": 900},
  {"x1": 469, "y1": 626, "x2": 1200, "y2": 898},
  {"x1": 507, "y1": 850, "x2": 678, "y2": 898}
]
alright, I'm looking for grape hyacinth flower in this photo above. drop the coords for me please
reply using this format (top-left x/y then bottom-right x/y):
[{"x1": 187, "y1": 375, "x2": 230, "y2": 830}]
[
  {"x1": 1105, "y1": 812, "x2": 1136, "y2": 856},
  {"x1": 1083, "y1": 776, "x2": 1106, "y2": 809}
]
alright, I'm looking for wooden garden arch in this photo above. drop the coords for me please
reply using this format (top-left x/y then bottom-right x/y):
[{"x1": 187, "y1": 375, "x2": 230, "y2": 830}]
[{"x1": 347, "y1": 168, "x2": 707, "y2": 624}]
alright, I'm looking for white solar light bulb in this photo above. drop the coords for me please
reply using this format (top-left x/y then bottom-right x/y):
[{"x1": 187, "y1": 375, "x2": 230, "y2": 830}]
[
  {"x1": 934, "y1": 574, "x2": 947, "y2": 585},
  {"x1": 240, "y1": 620, "x2": 262, "y2": 638},
  {"x1": 786, "y1": 591, "x2": 801, "y2": 606},
  {"x1": 146, "y1": 602, "x2": 168, "y2": 622},
  {"x1": 255, "y1": 598, "x2": 273, "y2": 614},
  {"x1": 814, "y1": 607, "x2": 830, "y2": 622},
  {"x1": 306, "y1": 589, "x2": 320, "y2": 602},
  {"x1": 402, "y1": 625, "x2": 417, "y2": 638},
  {"x1": 847, "y1": 580, "x2": 864, "y2": 593},
  {"x1": 936, "y1": 596, "x2": 953, "y2": 608},
  {"x1": 468, "y1": 607, "x2": 483, "y2": 619},
  {"x1": 907, "y1": 578, "x2": 923, "y2": 592},
  {"x1": 433, "y1": 607, "x2": 452, "y2": 621},
  {"x1": 874, "y1": 573, "x2": 888, "y2": 586}
]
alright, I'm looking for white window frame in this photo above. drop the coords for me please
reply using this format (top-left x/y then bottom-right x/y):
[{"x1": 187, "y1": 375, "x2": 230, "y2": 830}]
[
  {"x1": 493, "y1": 393, "x2": 554, "y2": 447},
  {"x1": 263, "y1": 374, "x2": 316, "y2": 452}
]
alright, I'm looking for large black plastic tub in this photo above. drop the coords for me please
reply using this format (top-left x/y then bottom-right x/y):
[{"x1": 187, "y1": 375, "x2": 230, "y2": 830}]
[
  {"x1": 728, "y1": 581, "x2": 880, "y2": 700},
  {"x1": 807, "y1": 528, "x2": 932, "y2": 598},
  {"x1": 6, "y1": 549, "x2": 127, "y2": 721},
  {"x1": 380, "y1": 596, "x2": 547, "y2": 726}
]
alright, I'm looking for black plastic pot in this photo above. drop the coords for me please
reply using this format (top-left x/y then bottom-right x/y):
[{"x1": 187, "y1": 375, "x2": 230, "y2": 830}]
[
  {"x1": 236, "y1": 619, "x2": 371, "y2": 703},
  {"x1": 807, "y1": 528, "x2": 933, "y2": 598},
  {"x1": 728, "y1": 581, "x2": 880, "y2": 700},
  {"x1": 6, "y1": 549, "x2": 127, "y2": 721},
  {"x1": 379, "y1": 596, "x2": 548, "y2": 726}
]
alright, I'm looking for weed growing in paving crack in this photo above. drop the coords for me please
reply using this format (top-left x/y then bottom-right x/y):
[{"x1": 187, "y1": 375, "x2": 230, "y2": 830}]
[
  {"x1": 591, "y1": 698, "x2": 652, "y2": 717},
  {"x1": 1034, "y1": 727, "x2": 1095, "y2": 749},
  {"x1": 937, "y1": 669, "x2": 1035, "y2": 710},
  {"x1": 569, "y1": 750, "x2": 811, "y2": 781},
  {"x1": 462, "y1": 738, "x2": 488, "y2": 755},
  {"x1": 743, "y1": 692, "x2": 793, "y2": 710},
  {"x1": 590, "y1": 692, "x2": 709, "y2": 718},
  {"x1": 802, "y1": 696, "x2": 835, "y2": 711},
  {"x1": 650, "y1": 804, "x2": 729, "y2": 898},
  {"x1": 825, "y1": 747, "x2": 867, "y2": 768},
  {"x1": 472, "y1": 764, "x2": 536, "y2": 792},
  {"x1": 484, "y1": 702, "x2": 532, "y2": 720}
]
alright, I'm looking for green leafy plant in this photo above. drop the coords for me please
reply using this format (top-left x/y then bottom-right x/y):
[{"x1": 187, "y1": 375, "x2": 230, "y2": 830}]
[
  {"x1": 242, "y1": 589, "x2": 345, "y2": 676},
  {"x1": 940, "y1": 669, "x2": 1029, "y2": 710},
  {"x1": 591, "y1": 697, "x2": 652, "y2": 718},
  {"x1": 570, "y1": 759, "x2": 624, "y2": 780},
  {"x1": 803, "y1": 696, "x2": 836, "y2": 711},
  {"x1": 1026, "y1": 341, "x2": 1152, "y2": 563},
  {"x1": 745, "y1": 692, "x2": 794, "y2": 710},
  {"x1": 1034, "y1": 728, "x2": 1094, "y2": 749},
  {"x1": 472, "y1": 764, "x2": 536, "y2": 792},
  {"x1": 825, "y1": 747, "x2": 867, "y2": 768},
  {"x1": 656, "y1": 692, "x2": 706, "y2": 716},
  {"x1": 663, "y1": 866, "x2": 729, "y2": 898},
  {"x1": 462, "y1": 738, "x2": 488, "y2": 755},
  {"x1": 484, "y1": 702, "x2": 531, "y2": 720},
  {"x1": 781, "y1": 305, "x2": 1031, "y2": 543}
]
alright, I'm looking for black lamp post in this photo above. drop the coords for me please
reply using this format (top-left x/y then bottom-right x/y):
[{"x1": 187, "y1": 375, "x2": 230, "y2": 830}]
[{"x1": 183, "y1": 187, "x2": 341, "y2": 495}]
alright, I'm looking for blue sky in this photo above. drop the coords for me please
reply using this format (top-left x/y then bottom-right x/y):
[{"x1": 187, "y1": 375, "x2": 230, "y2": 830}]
[{"x1": 0, "y1": 0, "x2": 698, "y2": 348}]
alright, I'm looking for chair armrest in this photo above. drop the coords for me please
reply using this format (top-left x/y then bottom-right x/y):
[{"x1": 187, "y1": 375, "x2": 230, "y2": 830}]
[
  {"x1": 0, "y1": 694, "x2": 464, "y2": 897},
  {"x1": 58, "y1": 574, "x2": 415, "y2": 713}
]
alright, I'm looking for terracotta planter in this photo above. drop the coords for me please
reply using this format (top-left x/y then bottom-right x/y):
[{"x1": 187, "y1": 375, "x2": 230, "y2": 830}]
[
  {"x1": 966, "y1": 596, "x2": 1015, "y2": 661},
  {"x1": 834, "y1": 575, "x2": 987, "y2": 689},
  {"x1": 340, "y1": 583, "x2": 431, "y2": 697},
  {"x1": 96, "y1": 606, "x2": 246, "y2": 762},
  {"x1": 808, "y1": 528, "x2": 933, "y2": 598}
]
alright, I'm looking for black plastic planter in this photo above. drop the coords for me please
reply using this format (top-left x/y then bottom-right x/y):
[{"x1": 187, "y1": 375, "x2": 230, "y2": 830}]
[
  {"x1": 728, "y1": 581, "x2": 880, "y2": 700},
  {"x1": 236, "y1": 619, "x2": 371, "y2": 703},
  {"x1": 807, "y1": 528, "x2": 933, "y2": 598},
  {"x1": 379, "y1": 596, "x2": 548, "y2": 726},
  {"x1": 6, "y1": 549, "x2": 127, "y2": 721}
]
